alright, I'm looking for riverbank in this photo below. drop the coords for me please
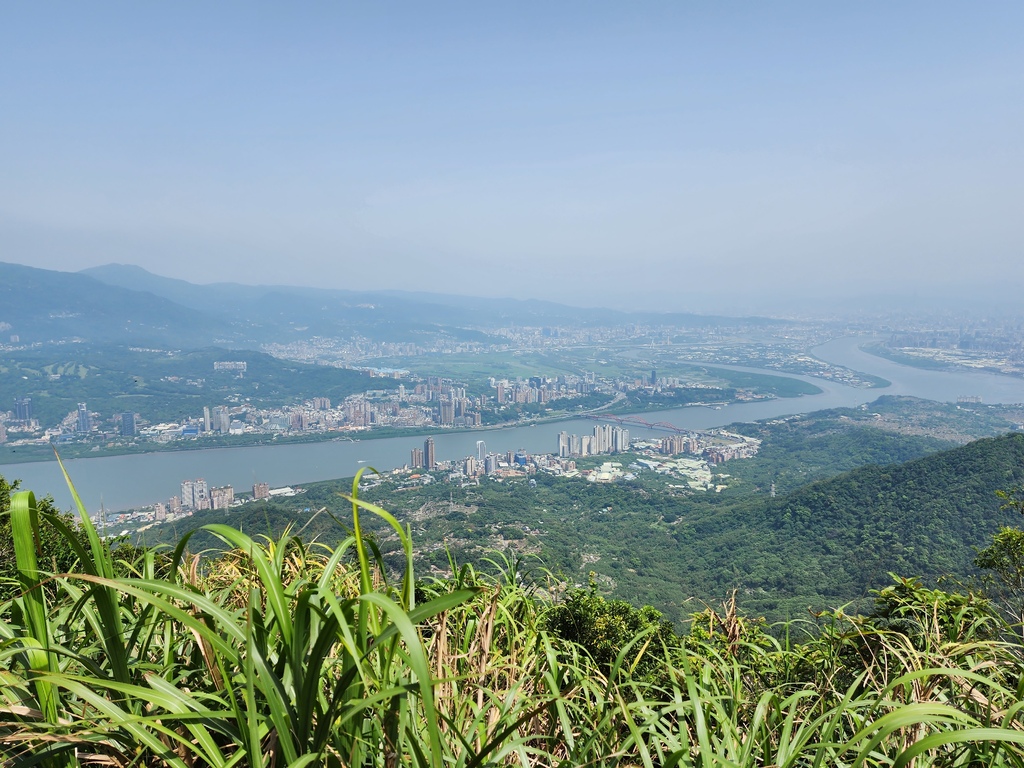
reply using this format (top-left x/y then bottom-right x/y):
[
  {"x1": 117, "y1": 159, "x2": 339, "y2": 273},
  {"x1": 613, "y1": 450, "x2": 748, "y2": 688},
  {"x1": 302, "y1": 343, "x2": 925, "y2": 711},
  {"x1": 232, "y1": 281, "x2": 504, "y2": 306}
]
[
  {"x1": 862, "y1": 342, "x2": 1024, "y2": 379},
  {"x1": 12, "y1": 335, "x2": 1024, "y2": 514},
  {"x1": 0, "y1": 386, "x2": 820, "y2": 466}
]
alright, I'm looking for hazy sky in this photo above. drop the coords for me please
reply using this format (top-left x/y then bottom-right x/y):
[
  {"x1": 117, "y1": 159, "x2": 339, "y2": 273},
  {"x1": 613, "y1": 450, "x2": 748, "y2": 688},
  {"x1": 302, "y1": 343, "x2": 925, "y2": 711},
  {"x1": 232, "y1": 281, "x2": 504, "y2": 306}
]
[{"x1": 2, "y1": 3, "x2": 1022, "y2": 312}]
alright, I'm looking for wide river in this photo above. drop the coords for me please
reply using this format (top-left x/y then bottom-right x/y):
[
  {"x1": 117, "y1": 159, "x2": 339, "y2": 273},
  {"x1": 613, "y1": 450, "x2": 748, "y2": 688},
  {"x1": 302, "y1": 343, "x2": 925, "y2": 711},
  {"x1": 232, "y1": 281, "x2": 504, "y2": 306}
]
[{"x1": 5, "y1": 336, "x2": 1024, "y2": 512}]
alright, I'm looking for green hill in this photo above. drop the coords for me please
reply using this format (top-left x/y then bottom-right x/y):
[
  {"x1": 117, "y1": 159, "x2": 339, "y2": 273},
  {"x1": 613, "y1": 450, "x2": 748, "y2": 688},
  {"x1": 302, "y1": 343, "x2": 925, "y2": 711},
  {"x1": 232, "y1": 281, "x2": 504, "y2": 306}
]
[
  {"x1": 132, "y1": 423, "x2": 1024, "y2": 623},
  {"x1": 83, "y1": 262, "x2": 777, "y2": 330},
  {"x1": 0, "y1": 261, "x2": 235, "y2": 345},
  {"x1": 627, "y1": 431, "x2": 1024, "y2": 620},
  {"x1": 0, "y1": 343, "x2": 392, "y2": 431}
]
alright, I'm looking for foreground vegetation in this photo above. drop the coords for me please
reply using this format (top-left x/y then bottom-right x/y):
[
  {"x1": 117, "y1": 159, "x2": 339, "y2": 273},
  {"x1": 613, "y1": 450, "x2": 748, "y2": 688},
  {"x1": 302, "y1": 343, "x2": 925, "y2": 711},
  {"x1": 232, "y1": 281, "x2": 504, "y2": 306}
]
[{"x1": 5, "y1": 467, "x2": 1024, "y2": 765}]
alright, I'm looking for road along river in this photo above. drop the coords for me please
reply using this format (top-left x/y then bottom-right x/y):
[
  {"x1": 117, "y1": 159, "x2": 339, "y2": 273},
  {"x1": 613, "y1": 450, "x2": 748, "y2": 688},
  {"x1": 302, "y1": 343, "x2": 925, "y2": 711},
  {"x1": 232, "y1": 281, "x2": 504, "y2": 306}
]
[{"x1": 3, "y1": 336, "x2": 1023, "y2": 512}]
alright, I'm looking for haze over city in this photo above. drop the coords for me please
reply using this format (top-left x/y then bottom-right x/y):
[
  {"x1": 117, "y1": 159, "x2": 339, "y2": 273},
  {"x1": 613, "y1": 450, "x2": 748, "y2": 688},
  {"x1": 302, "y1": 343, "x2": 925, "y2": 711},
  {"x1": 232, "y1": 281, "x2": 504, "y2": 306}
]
[{"x1": 2, "y1": 2, "x2": 1022, "y2": 313}]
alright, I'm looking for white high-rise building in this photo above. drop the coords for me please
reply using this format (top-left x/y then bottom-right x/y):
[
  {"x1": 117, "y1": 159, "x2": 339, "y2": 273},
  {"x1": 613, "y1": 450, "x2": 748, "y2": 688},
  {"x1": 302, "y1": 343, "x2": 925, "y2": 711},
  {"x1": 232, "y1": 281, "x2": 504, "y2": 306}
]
[
  {"x1": 213, "y1": 406, "x2": 230, "y2": 433},
  {"x1": 557, "y1": 431, "x2": 571, "y2": 458},
  {"x1": 180, "y1": 478, "x2": 210, "y2": 510},
  {"x1": 611, "y1": 427, "x2": 629, "y2": 453},
  {"x1": 424, "y1": 436, "x2": 436, "y2": 470},
  {"x1": 76, "y1": 403, "x2": 90, "y2": 433},
  {"x1": 593, "y1": 424, "x2": 612, "y2": 453},
  {"x1": 210, "y1": 485, "x2": 234, "y2": 510},
  {"x1": 570, "y1": 434, "x2": 582, "y2": 456}
]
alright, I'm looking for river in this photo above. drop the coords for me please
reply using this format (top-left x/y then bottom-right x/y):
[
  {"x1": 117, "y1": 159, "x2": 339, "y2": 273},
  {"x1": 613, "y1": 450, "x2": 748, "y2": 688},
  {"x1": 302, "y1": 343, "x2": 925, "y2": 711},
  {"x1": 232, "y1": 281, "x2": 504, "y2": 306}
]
[{"x1": 4, "y1": 336, "x2": 1024, "y2": 512}]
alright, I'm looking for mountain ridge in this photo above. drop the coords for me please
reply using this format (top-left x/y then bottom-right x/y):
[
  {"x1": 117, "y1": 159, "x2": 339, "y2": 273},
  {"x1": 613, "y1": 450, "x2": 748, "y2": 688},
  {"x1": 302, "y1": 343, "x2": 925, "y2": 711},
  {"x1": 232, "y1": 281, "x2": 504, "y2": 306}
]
[
  {"x1": 80, "y1": 262, "x2": 777, "y2": 328},
  {"x1": 2, "y1": 259, "x2": 789, "y2": 349},
  {"x1": 0, "y1": 261, "x2": 235, "y2": 346}
]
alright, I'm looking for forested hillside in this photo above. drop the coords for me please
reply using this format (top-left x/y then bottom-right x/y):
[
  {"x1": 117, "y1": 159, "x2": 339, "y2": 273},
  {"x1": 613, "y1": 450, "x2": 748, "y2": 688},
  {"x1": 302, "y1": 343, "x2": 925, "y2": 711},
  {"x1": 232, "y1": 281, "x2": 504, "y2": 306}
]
[
  {"x1": 683, "y1": 432, "x2": 1024, "y2": 617},
  {"x1": 135, "y1": 425, "x2": 1024, "y2": 623},
  {"x1": 0, "y1": 344, "x2": 391, "y2": 430},
  {"x1": 0, "y1": 261, "x2": 234, "y2": 345}
]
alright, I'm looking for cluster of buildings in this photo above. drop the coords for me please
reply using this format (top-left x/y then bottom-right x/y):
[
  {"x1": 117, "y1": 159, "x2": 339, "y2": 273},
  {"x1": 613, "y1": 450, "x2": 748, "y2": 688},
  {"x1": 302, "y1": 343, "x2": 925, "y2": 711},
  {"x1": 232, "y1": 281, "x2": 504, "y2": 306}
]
[
  {"x1": 3, "y1": 345, "x2": 769, "y2": 458},
  {"x1": 629, "y1": 428, "x2": 761, "y2": 466},
  {"x1": 111, "y1": 425, "x2": 763, "y2": 534},
  {"x1": 400, "y1": 422, "x2": 761, "y2": 492},
  {"x1": 164, "y1": 478, "x2": 299, "y2": 515},
  {"x1": 703, "y1": 435, "x2": 762, "y2": 464},
  {"x1": 0, "y1": 397, "x2": 141, "y2": 445},
  {"x1": 884, "y1": 324, "x2": 1024, "y2": 377},
  {"x1": 658, "y1": 434, "x2": 701, "y2": 455},
  {"x1": 557, "y1": 424, "x2": 631, "y2": 457},
  {"x1": 887, "y1": 322, "x2": 1024, "y2": 355},
  {"x1": 2, "y1": 397, "x2": 47, "y2": 444},
  {"x1": 0, "y1": 397, "x2": 35, "y2": 444},
  {"x1": 2, "y1": 367, "x2": 607, "y2": 449},
  {"x1": 257, "y1": 323, "x2": 718, "y2": 369},
  {"x1": 64, "y1": 403, "x2": 137, "y2": 439},
  {"x1": 407, "y1": 437, "x2": 575, "y2": 481},
  {"x1": 555, "y1": 423, "x2": 760, "y2": 465},
  {"x1": 175, "y1": 478, "x2": 236, "y2": 513},
  {"x1": 260, "y1": 334, "x2": 484, "y2": 367},
  {"x1": 107, "y1": 478, "x2": 302, "y2": 533},
  {"x1": 493, "y1": 375, "x2": 595, "y2": 405},
  {"x1": 411, "y1": 437, "x2": 513, "y2": 477}
]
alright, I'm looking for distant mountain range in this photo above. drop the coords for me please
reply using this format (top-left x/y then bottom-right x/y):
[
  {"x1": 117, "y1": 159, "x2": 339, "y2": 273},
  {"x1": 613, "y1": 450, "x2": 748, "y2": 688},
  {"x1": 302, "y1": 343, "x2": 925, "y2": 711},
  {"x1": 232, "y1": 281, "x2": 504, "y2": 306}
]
[
  {"x1": 0, "y1": 261, "x2": 776, "y2": 348},
  {"x1": 0, "y1": 262, "x2": 232, "y2": 346}
]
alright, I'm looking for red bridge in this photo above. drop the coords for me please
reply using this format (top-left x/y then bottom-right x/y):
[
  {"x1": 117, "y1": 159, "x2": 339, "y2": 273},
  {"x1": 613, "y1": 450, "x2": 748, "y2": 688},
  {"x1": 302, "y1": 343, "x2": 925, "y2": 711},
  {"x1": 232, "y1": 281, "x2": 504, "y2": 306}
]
[{"x1": 583, "y1": 414, "x2": 690, "y2": 434}]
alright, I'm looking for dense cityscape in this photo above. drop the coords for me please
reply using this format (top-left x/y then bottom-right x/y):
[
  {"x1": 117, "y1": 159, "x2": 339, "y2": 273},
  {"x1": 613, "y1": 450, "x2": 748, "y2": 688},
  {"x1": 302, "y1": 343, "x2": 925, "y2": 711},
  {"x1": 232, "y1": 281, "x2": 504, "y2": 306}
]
[
  {"x1": 6, "y1": 307, "x2": 1024, "y2": 452},
  {"x1": 0, "y1": 350, "x2": 765, "y2": 450}
]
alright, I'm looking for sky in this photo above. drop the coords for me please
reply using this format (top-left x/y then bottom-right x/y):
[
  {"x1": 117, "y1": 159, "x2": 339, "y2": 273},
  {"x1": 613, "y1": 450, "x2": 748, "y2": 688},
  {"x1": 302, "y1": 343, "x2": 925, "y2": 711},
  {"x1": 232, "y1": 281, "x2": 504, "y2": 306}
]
[{"x1": 1, "y1": 2, "x2": 1022, "y2": 313}]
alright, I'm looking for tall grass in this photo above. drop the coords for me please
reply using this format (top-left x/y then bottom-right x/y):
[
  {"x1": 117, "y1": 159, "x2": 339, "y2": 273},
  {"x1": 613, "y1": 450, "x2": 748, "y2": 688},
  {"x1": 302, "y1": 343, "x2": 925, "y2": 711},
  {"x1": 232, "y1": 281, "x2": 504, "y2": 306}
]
[
  {"x1": 0, "y1": 466, "x2": 477, "y2": 766},
  {"x1": 2, "y1": 464, "x2": 1024, "y2": 765}
]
